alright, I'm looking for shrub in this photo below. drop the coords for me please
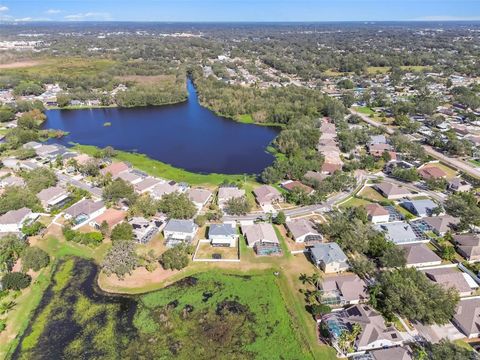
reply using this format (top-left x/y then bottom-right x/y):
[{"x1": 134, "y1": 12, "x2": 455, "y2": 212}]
[
  {"x1": 22, "y1": 247, "x2": 50, "y2": 271},
  {"x1": 2, "y1": 272, "x2": 31, "y2": 290},
  {"x1": 160, "y1": 244, "x2": 194, "y2": 271}
]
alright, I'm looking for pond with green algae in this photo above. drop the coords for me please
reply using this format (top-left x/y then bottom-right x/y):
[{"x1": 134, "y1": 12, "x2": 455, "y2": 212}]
[{"x1": 12, "y1": 257, "x2": 311, "y2": 360}]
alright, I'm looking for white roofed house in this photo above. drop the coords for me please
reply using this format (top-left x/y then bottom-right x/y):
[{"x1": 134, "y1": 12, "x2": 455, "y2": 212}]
[
  {"x1": 208, "y1": 223, "x2": 238, "y2": 247},
  {"x1": 37, "y1": 186, "x2": 70, "y2": 212},
  {"x1": 134, "y1": 177, "x2": 161, "y2": 194},
  {"x1": 241, "y1": 223, "x2": 281, "y2": 256},
  {"x1": 217, "y1": 186, "x2": 245, "y2": 209},
  {"x1": 0, "y1": 208, "x2": 39, "y2": 235},
  {"x1": 375, "y1": 222, "x2": 423, "y2": 245},
  {"x1": 116, "y1": 170, "x2": 144, "y2": 185},
  {"x1": 286, "y1": 218, "x2": 322, "y2": 243},
  {"x1": 163, "y1": 219, "x2": 198, "y2": 247}
]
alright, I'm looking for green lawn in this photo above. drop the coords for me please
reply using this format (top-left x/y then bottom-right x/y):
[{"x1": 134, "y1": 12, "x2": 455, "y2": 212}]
[
  {"x1": 339, "y1": 196, "x2": 372, "y2": 209},
  {"x1": 357, "y1": 186, "x2": 388, "y2": 202},
  {"x1": 355, "y1": 106, "x2": 375, "y2": 116},
  {"x1": 74, "y1": 144, "x2": 260, "y2": 186}
]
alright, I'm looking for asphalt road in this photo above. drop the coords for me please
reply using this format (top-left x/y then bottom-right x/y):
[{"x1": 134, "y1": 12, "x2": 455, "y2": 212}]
[{"x1": 351, "y1": 108, "x2": 480, "y2": 179}]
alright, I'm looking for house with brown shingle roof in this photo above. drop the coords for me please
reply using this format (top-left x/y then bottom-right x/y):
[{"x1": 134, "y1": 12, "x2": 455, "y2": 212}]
[
  {"x1": 253, "y1": 185, "x2": 282, "y2": 206},
  {"x1": 364, "y1": 203, "x2": 389, "y2": 224},
  {"x1": 453, "y1": 234, "x2": 480, "y2": 261},
  {"x1": 320, "y1": 274, "x2": 368, "y2": 306},
  {"x1": 281, "y1": 180, "x2": 314, "y2": 194},
  {"x1": 90, "y1": 208, "x2": 126, "y2": 229},
  {"x1": 452, "y1": 298, "x2": 480, "y2": 338},
  {"x1": 286, "y1": 218, "x2": 322, "y2": 243},
  {"x1": 187, "y1": 188, "x2": 212, "y2": 210},
  {"x1": 399, "y1": 243, "x2": 442, "y2": 268},
  {"x1": 418, "y1": 166, "x2": 447, "y2": 180},
  {"x1": 356, "y1": 346, "x2": 413, "y2": 360},
  {"x1": 374, "y1": 182, "x2": 411, "y2": 200},
  {"x1": 422, "y1": 267, "x2": 475, "y2": 297},
  {"x1": 422, "y1": 215, "x2": 460, "y2": 236},
  {"x1": 100, "y1": 162, "x2": 130, "y2": 177}
]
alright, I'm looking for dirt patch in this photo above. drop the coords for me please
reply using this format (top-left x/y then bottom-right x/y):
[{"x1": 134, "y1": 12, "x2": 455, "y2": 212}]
[
  {"x1": 98, "y1": 266, "x2": 178, "y2": 291},
  {"x1": 0, "y1": 60, "x2": 43, "y2": 69}
]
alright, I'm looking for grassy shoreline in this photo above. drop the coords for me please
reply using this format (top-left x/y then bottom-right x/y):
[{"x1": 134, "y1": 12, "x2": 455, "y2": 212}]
[{"x1": 73, "y1": 144, "x2": 261, "y2": 186}]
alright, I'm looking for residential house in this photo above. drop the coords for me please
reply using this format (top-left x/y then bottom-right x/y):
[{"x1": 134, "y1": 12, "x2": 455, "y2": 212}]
[
  {"x1": 64, "y1": 199, "x2": 106, "y2": 225},
  {"x1": 280, "y1": 180, "x2": 314, "y2": 195},
  {"x1": 369, "y1": 135, "x2": 387, "y2": 146},
  {"x1": 35, "y1": 144, "x2": 60, "y2": 158},
  {"x1": 150, "y1": 182, "x2": 181, "y2": 200},
  {"x1": 354, "y1": 347, "x2": 413, "y2": 360},
  {"x1": 116, "y1": 170, "x2": 144, "y2": 185},
  {"x1": 253, "y1": 185, "x2": 282, "y2": 206},
  {"x1": 452, "y1": 298, "x2": 480, "y2": 338},
  {"x1": 323, "y1": 304, "x2": 403, "y2": 353},
  {"x1": 0, "y1": 207, "x2": 38, "y2": 233},
  {"x1": 90, "y1": 208, "x2": 126, "y2": 230},
  {"x1": 187, "y1": 188, "x2": 212, "y2": 210},
  {"x1": 320, "y1": 274, "x2": 368, "y2": 306},
  {"x1": 422, "y1": 215, "x2": 460, "y2": 236},
  {"x1": 100, "y1": 162, "x2": 130, "y2": 177},
  {"x1": 309, "y1": 243, "x2": 349, "y2": 273},
  {"x1": 401, "y1": 199, "x2": 438, "y2": 217},
  {"x1": 129, "y1": 217, "x2": 163, "y2": 244},
  {"x1": 37, "y1": 186, "x2": 70, "y2": 211},
  {"x1": 418, "y1": 166, "x2": 447, "y2": 180},
  {"x1": 452, "y1": 234, "x2": 480, "y2": 261},
  {"x1": 364, "y1": 203, "x2": 390, "y2": 224},
  {"x1": 134, "y1": 177, "x2": 161, "y2": 194},
  {"x1": 375, "y1": 222, "x2": 422, "y2": 245},
  {"x1": 400, "y1": 243, "x2": 442, "y2": 268},
  {"x1": 423, "y1": 267, "x2": 475, "y2": 297},
  {"x1": 22, "y1": 141, "x2": 42, "y2": 150},
  {"x1": 286, "y1": 218, "x2": 322, "y2": 243},
  {"x1": 374, "y1": 182, "x2": 411, "y2": 200},
  {"x1": 321, "y1": 162, "x2": 343, "y2": 175},
  {"x1": 217, "y1": 187, "x2": 245, "y2": 208},
  {"x1": 241, "y1": 223, "x2": 281, "y2": 255},
  {"x1": 368, "y1": 143, "x2": 392, "y2": 157},
  {"x1": 163, "y1": 219, "x2": 198, "y2": 247},
  {"x1": 208, "y1": 223, "x2": 238, "y2": 247},
  {"x1": 448, "y1": 178, "x2": 472, "y2": 192}
]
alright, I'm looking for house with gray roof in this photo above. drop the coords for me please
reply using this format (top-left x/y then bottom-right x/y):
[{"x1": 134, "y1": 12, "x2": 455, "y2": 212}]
[
  {"x1": 354, "y1": 347, "x2": 413, "y2": 360},
  {"x1": 149, "y1": 182, "x2": 181, "y2": 200},
  {"x1": 310, "y1": 243, "x2": 348, "y2": 273},
  {"x1": 208, "y1": 223, "x2": 238, "y2": 247},
  {"x1": 323, "y1": 304, "x2": 403, "y2": 353},
  {"x1": 163, "y1": 219, "x2": 198, "y2": 247},
  {"x1": 401, "y1": 199, "x2": 439, "y2": 217},
  {"x1": 37, "y1": 185, "x2": 70, "y2": 211},
  {"x1": 64, "y1": 199, "x2": 105, "y2": 225},
  {"x1": 399, "y1": 243, "x2": 442, "y2": 268},
  {"x1": 286, "y1": 218, "x2": 322, "y2": 243},
  {"x1": 218, "y1": 187, "x2": 245, "y2": 208},
  {"x1": 0, "y1": 207, "x2": 38, "y2": 233},
  {"x1": 253, "y1": 185, "x2": 282, "y2": 206},
  {"x1": 0, "y1": 175, "x2": 25, "y2": 188},
  {"x1": 134, "y1": 177, "x2": 161, "y2": 194},
  {"x1": 375, "y1": 222, "x2": 422, "y2": 245},
  {"x1": 452, "y1": 298, "x2": 480, "y2": 338}
]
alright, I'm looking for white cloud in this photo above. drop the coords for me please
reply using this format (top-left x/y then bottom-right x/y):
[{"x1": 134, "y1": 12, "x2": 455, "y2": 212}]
[
  {"x1": 0, "y1": 6, "x2": 9, "y2": 12},
  {"x1": 64, "y1": 12, "x2": 112, "y2": 21},
  {"x1": 14, "y1": 17, "x2": 33, "y2": 22},
  {"x1": 45, "y1": 9, "x2": 61, "y2": 14}
]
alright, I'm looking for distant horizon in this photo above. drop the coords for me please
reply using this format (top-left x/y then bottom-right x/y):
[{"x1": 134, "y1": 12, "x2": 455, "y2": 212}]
[{"x1": 1, "y1": 0, "x2": 479, "y2": 23}]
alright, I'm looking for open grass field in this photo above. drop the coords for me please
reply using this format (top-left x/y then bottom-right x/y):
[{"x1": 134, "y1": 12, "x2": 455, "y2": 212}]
[
  {"x1": 74, "y1": 144, "x2": 260, "y2": 186},
  {"x1": 13, "y1": 257, "x2": 318, "y2": 360},
  {"x1": 1, "y1": 57, "x2": 116, "y2": 79},
  {"x1": 354, "y1": 106, "x2": 375, "y2": 116},
  {"x1": 338, "y1": 196, "x2": 372, "y2": 209},
  {"x1": 195, "y1": 241, "x2": 239, "y2": 260},
  {"x1": 367, "y1": 65, "x2": 432, "y2": 74},
  {"x1": 357, "y1": 186, "x2": 388, "y2": 202}
]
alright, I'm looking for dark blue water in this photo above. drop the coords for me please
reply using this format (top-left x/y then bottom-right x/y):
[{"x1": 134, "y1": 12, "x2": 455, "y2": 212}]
[{"x1": 43, "y1": 79, "x2": 279, "y2": 174}]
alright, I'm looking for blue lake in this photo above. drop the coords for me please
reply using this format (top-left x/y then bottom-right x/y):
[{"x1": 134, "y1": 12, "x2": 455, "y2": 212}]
[{"x1": 43, "y1": 79, "x2": 279, "y2": 174}]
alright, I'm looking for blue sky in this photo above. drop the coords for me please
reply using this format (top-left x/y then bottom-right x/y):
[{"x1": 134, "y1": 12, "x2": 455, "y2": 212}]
[{"x1": 0, "y1": 0, "x2": 479, "y2": 22}]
